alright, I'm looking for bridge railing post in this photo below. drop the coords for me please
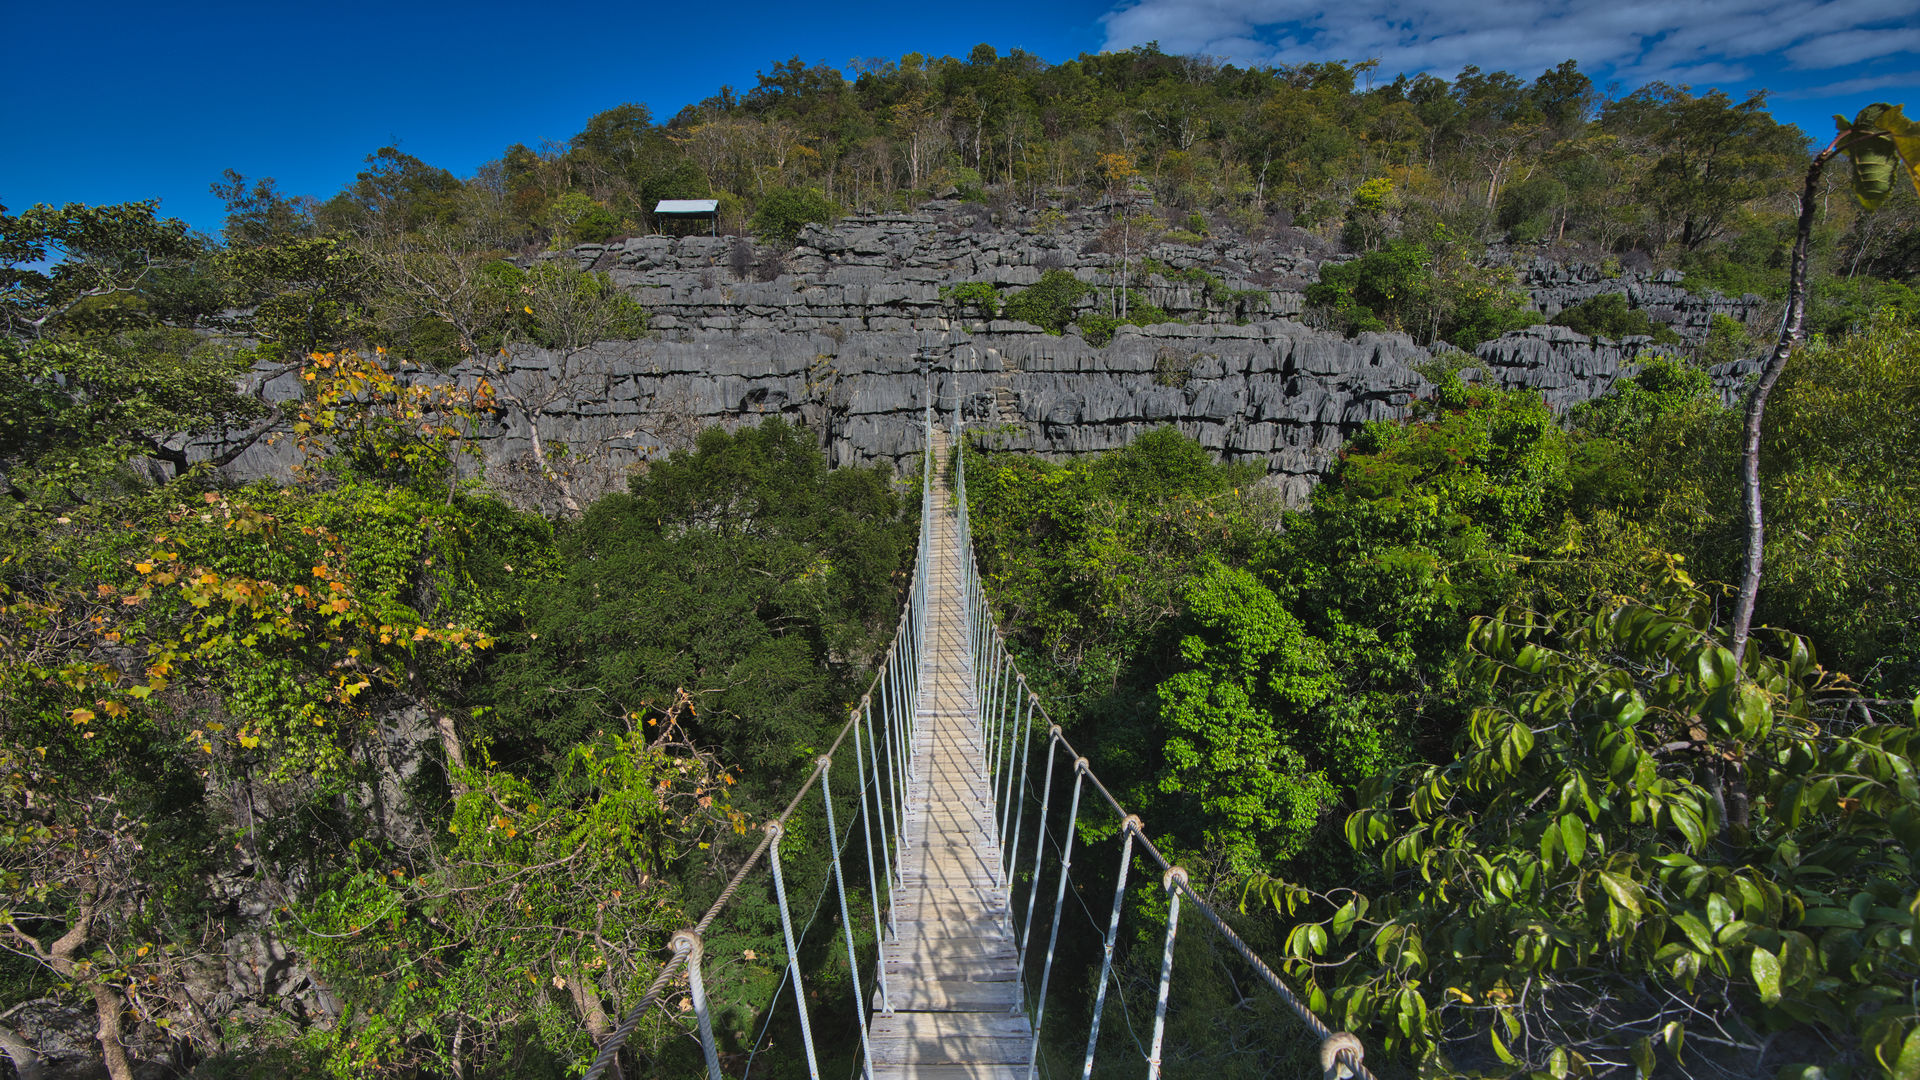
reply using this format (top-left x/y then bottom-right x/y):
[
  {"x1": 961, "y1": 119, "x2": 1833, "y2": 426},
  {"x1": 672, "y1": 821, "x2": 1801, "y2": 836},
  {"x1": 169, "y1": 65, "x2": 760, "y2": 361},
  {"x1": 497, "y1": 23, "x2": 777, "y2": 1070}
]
[
  {"x1": 854, "y1": 700, "x2": 895, "y2": 1015},
  {"x1": 1081, "y1": 818, "x2": 1139, "y2": 1079},
  {"x1": 1146, "y1": 867, "x2": 1187, "y2": 1080},
  {"x1": 764, "y1": 821, "x2": 821, "y2": 1080},
  {"x1": 818, "y1": 755, "x2": 877, "y2": 1079},
  {"x1": 1003, "y1": 691, "x2": 1035, "y2": 893},
  {"x1": 1025, "y1": 757, "x2": 1086, "y2": 1080},
  {"x1": 672, "y1": 931, "x2": 724, "y2": 1080}
]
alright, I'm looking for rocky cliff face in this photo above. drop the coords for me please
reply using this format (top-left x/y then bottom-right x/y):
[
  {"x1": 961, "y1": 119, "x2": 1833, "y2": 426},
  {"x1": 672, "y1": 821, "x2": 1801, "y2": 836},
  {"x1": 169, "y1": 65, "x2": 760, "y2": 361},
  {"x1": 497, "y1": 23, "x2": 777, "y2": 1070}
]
[
  {"x1": 1512, "y1": 256, "x2": 1770, "y2": 339},
  {"x1": 208, "y1": 206, "x2": 1760, "y2": 506}
]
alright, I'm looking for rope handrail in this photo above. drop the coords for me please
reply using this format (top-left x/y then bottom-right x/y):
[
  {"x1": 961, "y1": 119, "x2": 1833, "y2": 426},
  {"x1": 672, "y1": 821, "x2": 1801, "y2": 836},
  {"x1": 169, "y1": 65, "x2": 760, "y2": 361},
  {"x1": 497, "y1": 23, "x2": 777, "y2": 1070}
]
[
  {"x1": 580, "y1": 402, "x2": 937, "y2": 1080},
  {"x1": 579, "y1": 396, "x2": 1371, "y2": 1080},
  {"x1": 952, "y1": 416, "x2": 1376, "y2": 1080}
]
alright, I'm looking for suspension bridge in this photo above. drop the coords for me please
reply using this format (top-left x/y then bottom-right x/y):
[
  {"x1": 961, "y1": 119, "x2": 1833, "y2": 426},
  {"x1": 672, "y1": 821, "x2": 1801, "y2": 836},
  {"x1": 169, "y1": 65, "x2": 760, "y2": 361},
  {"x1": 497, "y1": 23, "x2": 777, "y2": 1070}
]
[{"x1": 581, "y1": 407, "x2": 1372, "y2": 1080}]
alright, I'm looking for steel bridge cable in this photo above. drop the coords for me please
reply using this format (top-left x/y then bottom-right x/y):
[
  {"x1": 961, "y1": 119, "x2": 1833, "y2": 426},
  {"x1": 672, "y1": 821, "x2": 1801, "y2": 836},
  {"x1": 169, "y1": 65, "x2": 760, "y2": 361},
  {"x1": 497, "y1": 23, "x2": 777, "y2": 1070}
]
[{"x1": 952, "y1": 424, "x2": 1375, "y2": 1080}]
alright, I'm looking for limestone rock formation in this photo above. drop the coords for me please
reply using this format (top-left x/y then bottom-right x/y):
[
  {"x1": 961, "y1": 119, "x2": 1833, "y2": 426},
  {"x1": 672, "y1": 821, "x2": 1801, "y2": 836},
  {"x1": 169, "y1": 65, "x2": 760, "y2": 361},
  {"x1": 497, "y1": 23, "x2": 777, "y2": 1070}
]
[{"x1": 201, "y1": 207, "x2": 1760, "y2": 506}]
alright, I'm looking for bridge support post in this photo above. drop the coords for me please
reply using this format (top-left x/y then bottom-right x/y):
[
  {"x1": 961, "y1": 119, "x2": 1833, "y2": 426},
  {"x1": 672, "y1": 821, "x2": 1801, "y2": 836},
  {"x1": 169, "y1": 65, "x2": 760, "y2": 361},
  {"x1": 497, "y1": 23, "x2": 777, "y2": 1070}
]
[
  {"x1": 1146, "y1": 866, "x2": 1188, "y2": 1080},
  {"x1": 1025, "y1": 758, "x2": 1086, "y2": 1080},
  {"x1": 854, "y1": 701, "x2": 895, "y2": 1012},
  {"x1": 765, "y1": 822, "x2": 822, "y2": 1080},
  {"x1": 1080, "y1": 817, "x2": 1139, "y2": 1079},
  {"x1": 1015, "y1": 729, "x2": 1060, "y2": 986},
  {"x1": 818, "y1": 757, "x2": 878, "y2": 1078},
  {"x1": 670, "y1": 931, "x2": 724, "y2": 1080}
]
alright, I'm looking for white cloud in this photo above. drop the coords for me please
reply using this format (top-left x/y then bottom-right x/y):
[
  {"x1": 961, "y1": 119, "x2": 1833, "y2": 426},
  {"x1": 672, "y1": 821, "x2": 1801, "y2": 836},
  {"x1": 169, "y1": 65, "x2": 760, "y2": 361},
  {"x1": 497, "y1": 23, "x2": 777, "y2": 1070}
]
[
  {"x1": 1786, "y1": 26, "x2": 1920, "y2": 67},
  {"x1": 1097, "y1": 0, "x2": 1920, "y2": 85},
  {"x1": 1785, "y1": 70, "x2": 1920, "y2": 97}
]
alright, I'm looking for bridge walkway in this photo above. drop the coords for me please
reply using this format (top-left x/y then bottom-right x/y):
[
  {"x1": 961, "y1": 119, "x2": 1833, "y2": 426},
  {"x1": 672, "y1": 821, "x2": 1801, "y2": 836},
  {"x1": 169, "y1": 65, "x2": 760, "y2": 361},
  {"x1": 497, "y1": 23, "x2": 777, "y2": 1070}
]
[{"x1": 869, "y1": 427, "x2": 1034, "y2": 1079}]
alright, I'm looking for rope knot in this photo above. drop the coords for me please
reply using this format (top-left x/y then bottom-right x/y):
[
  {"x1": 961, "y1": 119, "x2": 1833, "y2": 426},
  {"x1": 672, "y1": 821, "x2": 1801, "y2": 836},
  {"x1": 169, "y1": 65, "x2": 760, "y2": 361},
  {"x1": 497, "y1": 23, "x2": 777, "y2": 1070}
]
[
  {"x1": 1163, "y1": 866, "x2": 1189, "y2": 892},
  {"x1": 763, "y1": 820, "x2": 785, "y2": 841},
  {"x1": 1320, "y1": 1032, "x2": 1364, "y2": 1079},
  {"x1": 669, "y1": 929, "x2": 704, "y2": 961},
  {"x1": 1120, "y1": 814, "x2": 1143, "y2": 835}
]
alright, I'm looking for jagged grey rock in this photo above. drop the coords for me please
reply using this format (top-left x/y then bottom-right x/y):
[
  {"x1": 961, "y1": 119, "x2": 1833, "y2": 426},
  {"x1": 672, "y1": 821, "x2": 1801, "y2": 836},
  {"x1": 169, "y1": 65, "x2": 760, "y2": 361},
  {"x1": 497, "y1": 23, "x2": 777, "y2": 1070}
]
[{"x1": 205, "y1": 209, "x2": 1760, "y2": 505}]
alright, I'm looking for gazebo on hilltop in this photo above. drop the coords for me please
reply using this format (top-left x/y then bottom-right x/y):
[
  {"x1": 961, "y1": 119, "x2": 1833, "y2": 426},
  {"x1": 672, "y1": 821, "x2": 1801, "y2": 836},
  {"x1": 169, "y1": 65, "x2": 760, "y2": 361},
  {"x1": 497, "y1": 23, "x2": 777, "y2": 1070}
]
[{"x1": 654, "y1": 199, "x2": 718, "y2": 236}]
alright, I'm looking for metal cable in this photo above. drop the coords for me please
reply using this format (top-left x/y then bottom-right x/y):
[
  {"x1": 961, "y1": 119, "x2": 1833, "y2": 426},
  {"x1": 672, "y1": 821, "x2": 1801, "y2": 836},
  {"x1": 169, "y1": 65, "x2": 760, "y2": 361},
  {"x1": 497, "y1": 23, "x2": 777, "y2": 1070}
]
[{"x1": 818, "y1": 760, "x2": 877, "y2": 1078}]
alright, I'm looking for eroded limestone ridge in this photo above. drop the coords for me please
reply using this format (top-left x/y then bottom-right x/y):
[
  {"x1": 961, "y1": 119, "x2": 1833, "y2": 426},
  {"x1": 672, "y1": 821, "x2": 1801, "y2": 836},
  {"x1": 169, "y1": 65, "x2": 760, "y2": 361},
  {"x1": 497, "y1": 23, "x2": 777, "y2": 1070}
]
[{"x1": 201, "y1": 204, "x2": 1764, "y2": 509}]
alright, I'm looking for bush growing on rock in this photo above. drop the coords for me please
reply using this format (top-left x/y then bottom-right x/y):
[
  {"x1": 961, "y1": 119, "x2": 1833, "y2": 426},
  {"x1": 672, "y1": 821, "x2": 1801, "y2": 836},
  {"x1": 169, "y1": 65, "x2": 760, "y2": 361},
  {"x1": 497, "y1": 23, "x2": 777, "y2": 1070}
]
[
  {"x1": 1001, "y1": 268, "x2": 1089, "y2": 333},
  {"x1": 1551, "y1": 293, "x2": 1683, "y2": 343},
  {"x1": 749, "y1": 186, "x2": 838, "y2": 245}
]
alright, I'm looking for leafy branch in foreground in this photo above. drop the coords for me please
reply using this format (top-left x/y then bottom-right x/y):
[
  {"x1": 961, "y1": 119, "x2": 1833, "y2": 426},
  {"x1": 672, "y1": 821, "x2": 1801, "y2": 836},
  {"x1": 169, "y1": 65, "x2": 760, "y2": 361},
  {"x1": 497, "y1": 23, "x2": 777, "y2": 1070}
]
[
  {"x1": 1244, "y1": 570, "x2": 1920, "y2": 1079},
  {"x1": 293, "y1": 695, "x2": 741, "y2": 1077}
]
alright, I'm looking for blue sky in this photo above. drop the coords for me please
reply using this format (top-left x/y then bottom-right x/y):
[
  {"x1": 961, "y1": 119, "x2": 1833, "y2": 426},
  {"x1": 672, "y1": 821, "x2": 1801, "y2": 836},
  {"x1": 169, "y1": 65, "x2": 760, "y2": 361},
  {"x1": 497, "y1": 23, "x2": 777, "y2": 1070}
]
[{"x1": 3, "y1": 0, "x2": 1915, "y2": 236}]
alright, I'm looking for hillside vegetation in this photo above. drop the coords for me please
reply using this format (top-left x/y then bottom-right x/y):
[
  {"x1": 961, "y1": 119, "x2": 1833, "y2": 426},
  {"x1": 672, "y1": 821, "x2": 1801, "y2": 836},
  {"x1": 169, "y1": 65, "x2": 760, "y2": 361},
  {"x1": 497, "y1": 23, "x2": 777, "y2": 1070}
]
[{"x1": 1, "y1": 42, "x2": 1918, "y2": 1080}]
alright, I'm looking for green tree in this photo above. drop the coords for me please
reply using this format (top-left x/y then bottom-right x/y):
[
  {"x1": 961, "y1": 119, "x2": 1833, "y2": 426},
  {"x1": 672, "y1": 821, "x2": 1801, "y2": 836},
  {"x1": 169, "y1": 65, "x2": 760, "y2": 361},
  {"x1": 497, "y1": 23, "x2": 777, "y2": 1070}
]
[
  {"x1": 749, "y1": 186, "x2": 838, "y2": 244},
  {"x1": 1155, "y1": 560, "x2": 1339, "y2": 873},
  {"x1": 483, "y1": 418, "x2": 910, "y2": 788},
  {"x1": 1247, "y1": 578, "x2": 1920, "y2": 1079},
  {"x1": 1001, "y1": 268, "x2": 1090, "y2": 333}
]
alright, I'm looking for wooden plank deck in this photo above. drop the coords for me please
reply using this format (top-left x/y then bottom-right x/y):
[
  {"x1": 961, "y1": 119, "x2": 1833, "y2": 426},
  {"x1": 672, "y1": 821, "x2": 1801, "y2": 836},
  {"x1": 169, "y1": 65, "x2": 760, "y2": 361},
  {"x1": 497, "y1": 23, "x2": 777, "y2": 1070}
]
[{"x1": 870, "y1": 429, "x2": 1034, "y2": 1080}]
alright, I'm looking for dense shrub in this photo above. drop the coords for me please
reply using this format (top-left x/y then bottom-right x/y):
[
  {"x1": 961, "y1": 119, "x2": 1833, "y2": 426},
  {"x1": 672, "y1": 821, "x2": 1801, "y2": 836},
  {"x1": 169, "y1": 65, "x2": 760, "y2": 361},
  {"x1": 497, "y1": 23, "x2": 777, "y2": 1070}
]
[
  {"x1": 1001, "y1": 268, "x2": 1090, "y2": 333},
  {"x1": 749, "y1": 186, "x2": 838, "y2": 244},
  {"x1": 1551, "y1": 292, "x2": 1682, "y2": 343}
]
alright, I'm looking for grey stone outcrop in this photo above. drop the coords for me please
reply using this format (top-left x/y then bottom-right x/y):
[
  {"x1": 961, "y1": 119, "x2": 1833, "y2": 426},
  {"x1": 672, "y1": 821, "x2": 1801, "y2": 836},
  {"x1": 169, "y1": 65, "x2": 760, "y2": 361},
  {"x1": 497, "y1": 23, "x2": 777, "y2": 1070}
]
[{"x1": 203, "y1": 208, "x2": 1760, "y2": 505}]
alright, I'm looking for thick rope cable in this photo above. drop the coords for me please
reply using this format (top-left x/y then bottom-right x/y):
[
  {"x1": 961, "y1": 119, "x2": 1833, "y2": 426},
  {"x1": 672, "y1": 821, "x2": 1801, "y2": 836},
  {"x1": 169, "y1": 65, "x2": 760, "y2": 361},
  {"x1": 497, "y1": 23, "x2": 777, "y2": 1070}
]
[{"x1": 953, "y1": 431, "x2": 1375, "y2": 1080}]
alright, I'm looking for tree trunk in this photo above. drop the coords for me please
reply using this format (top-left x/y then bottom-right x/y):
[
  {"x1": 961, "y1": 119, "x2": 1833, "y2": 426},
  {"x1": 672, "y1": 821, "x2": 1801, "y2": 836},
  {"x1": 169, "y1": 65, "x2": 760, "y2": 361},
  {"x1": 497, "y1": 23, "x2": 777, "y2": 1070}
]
[
  {"x1": 91, "y1": 985, "x2": 134, "y2": 1080},
  {"x1": 407, "y1": 658, "x2": 469, "y2": 796},
  {"x1": 525, "y1": 414, "x2": 583, "y2": 517},
  {"x1": 0, "y1": 1023, "x2": 46, "y2": 1080},
  {"x1": 1730, "y1": 144, "x2": 1840, "y2": 663}
]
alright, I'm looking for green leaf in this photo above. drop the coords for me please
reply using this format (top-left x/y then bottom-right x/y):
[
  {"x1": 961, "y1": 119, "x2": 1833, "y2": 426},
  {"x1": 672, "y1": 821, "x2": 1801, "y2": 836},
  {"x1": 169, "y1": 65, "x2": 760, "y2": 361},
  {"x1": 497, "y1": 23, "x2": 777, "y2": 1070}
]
[
  {"x1": 1673, "y1": 910, "x2": 1713, "y2": 952},
  {"x1": 1598, "y1": 871, "x2": 1641, "y2": 916},
  {"x1": 1893, "y1": 1023, "x2": 1920, "y2": 1080},
  {"x1": 1842, "y1": 104, "x2": 1920, "y2": 209},
  {"x1": 1670, "y1": 800, "x2": 1706, "y2": 851},
  {"x1": 1630, "y1": 1036, "x2": 1656, "y2": 1078},
  {"x1": 1491, "y1": 1023, "x2": 1519, "y2": 1066},
  {"x1": 1662, "y1": 1021, "x2": 1685, "y2": 1063},
  {"x1": 1330, "y1": 900, "x2": 1358, "y2": 942},
  {"x1": 1750, "y1": 945, "x2": 1782, "y2": 1004},
  {"x1": 1797, "y1": 906, "x2": 1865, "y2": 929},
  {"x1": 1549, "y1": 1045, "x2": 1570, "y2": 1079}
]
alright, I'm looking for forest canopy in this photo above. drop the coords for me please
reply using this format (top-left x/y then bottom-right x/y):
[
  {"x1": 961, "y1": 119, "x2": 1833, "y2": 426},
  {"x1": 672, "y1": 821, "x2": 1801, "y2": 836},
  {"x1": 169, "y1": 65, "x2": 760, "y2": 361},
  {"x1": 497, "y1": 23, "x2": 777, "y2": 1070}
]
[{"x1": 2, "y1": 38, "x2": 1919, "y2": 1080}]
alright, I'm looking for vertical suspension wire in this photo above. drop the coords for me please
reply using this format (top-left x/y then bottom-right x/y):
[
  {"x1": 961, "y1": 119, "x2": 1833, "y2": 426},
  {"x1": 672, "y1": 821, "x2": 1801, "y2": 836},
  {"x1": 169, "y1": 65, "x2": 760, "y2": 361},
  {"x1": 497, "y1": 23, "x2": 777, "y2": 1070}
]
[
  {"x1": 819, "y1": 757, "x2": 878, "y2": 1079},
  {"x1": 992, "y1": 646, "x2": 1012, "y2": 775},
  {"x1": 854, "y1": 701, "x2": 893, "y2": 1015},
  {"x1": 764, "y1": 822, "x2": 821, "y2": 1080},
  {"x1": 873, "y1": 668, "x2": 902, "y2": 886},
  {"x1": 1026, "y1": 760, "x2": 1087, "y2": 1080},
  {"x1": 1079, "y1": 820, "x2": 1138, "y2": 1079},
  {"x1": 1002, "y1": 691, "x2": 1034, "y2": 891},
  {"x1": 1146, "y1": 867, "x2": 1187, "y2": 1080},
  {"x1": 1016, "y1": 732, "x2": 1060, "y2": 975},
  {"x1": 865, "y1": 691, "x2": 901, "y2": 907},
  {"x1": 887, "y1": 647, "x2": 910, "y2": 840},
  {"x1": 994, "y1": 658, "x2": 1017, "y2": 832},
  {"x1": 672, "y1": 931, "x2": 724, "y2": 1080},
  {"x1": 996, "y1": 691, "x2": 1028, "y2": 881},
  {"x1": 982, "y1": 638, "x2": 1003, "y2": 778},
  {"x1": 984, "y1": 647, "x2": 1007, "y2": 811}
]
